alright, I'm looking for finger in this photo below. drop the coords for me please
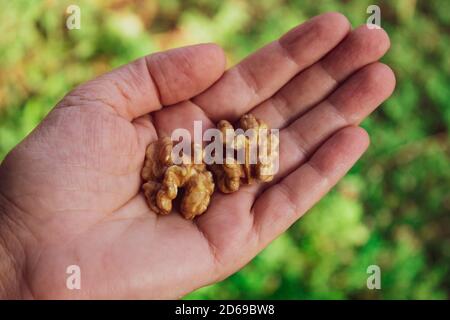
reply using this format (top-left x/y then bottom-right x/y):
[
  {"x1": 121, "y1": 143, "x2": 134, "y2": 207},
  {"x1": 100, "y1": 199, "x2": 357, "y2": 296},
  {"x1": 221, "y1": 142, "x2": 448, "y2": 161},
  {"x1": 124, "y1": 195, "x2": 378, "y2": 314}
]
[
  {"x1": 195, "y1": 62, "x2": 395, "y2": 262},
  {"x1": 193, "y1": 12, "x2": 350, "y2": 122},
  {"x1": 252, "y1": 126, "x2": 370, "y2": 248},
  {"x1": 252, "y1": 25, "x2": 391, "y2": 128},
  {"x1": 59, "y1": 43, "x2": 226, "y2": 121},
  {"x1": 273, "y1": 62, "x2": 395, "y2": 181}
]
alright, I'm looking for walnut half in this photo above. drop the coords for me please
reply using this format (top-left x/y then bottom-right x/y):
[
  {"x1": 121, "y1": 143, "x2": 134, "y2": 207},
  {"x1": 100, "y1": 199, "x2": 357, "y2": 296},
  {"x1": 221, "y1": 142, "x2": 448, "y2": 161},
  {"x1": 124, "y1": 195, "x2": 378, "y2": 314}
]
[
  {"x1": 141, "y1": 140, "x2": 215, "y2": 220},
  {"x1": 209, "y1": 114, "x2": 279, "y2": 193}
]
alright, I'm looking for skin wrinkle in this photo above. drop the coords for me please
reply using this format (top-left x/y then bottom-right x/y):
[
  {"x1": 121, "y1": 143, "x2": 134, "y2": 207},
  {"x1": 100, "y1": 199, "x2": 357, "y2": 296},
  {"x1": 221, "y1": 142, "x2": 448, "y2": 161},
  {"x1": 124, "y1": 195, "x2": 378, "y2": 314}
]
[
  {"x1": 276, "y1": 39, "x2": 301, "y2": 68},
  {"x1": 96, "y1": 80, "x2": 128, "y2": 115},
  {"x1": 0, "y1": 187, "x2": 35, "y2": 224},
  {"x1": 147, "y1": 47, "x2": 212, "y2": 106},
  {"x1": 268, "y1": 91, "x2": 292, "y2": 127},
  {"x1": 175, "y1": 49, "x2": 196, "y2": 84},
  {"x1": 22, "y1": 245, "x2": 40, "y2": 299},
  {"x1": 316, "y1": 60, "x2": 340, "y2": 86},
  {"x1": 110, "y1": 78, "x2": 135, "y2": 120},
  {"x1": 0, "y1": 186, "x2": 44, "y2": 238},
  {"x1": 143, "y1": 56, "x2": 163, "y2": 109},
  {"x1": 236, "y1": 63, "x2": 259, "y2": 106},
  {"x1": 195, "y1": 223, "x2": 222, "y2": 275},
  {"x1": 327, "y1": 100, "x2": 350, "y2": 127},
  {"x1": 270, "y1": 182, "x2": 298, "y2": 219},
  {"x1": 304, "y1": 160, "x2": 330, "y2": 186},
  {"x1": 63, "y1": 86, "x2": 117, "y2": 114},
  {"x1": 123, "y1": 60, "x2": 151, "y2": 100},
  {"x1": 60, "y1": 117, "x2": 138, "y2": 162},
  {"x1": 108, "y1": 199, "x2": 156, "y2": 222},
  {"x1": 0, "y1": 193, "x2": 30, "y2": 298},
  {"x1": 285, "y1": 125, "x2": 310, "y2": 160},
  {"x1": 148, "y1": 53, "x2": 173, "y2": 105}
]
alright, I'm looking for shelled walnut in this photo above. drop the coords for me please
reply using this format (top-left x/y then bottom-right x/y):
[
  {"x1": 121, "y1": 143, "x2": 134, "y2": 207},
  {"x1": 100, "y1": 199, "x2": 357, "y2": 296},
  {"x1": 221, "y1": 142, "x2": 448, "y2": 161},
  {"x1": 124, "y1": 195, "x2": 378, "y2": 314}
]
[
  {"x1": 210, "y1": 114, "x2": 279, "y2": 193},
  {"x1": 209, "y1": 159, "x2": 242, "y2": 194},
  {"x1": 141, "y1": 139, "x2": 214, "y2": 220},
  {"x1": 239, "y1": 114, "x2": 279, "y2": 184},
  {"x1": 207, "y1": 120, "x2": 245, "y2": 193}
]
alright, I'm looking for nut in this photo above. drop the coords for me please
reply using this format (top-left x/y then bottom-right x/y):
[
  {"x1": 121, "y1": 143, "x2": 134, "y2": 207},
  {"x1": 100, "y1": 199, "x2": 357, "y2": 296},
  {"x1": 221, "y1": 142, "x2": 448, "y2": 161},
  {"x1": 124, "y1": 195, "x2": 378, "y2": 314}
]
[
  {"x1": 210, "y1": 114, "x2": 278, "y2": 193},
  {"x1": 209, "y1": 159, "x2": 243, "y2": 193},
  {"x1": 141, "y1": 139, "x2": 215, "y2": 219},
  {"x1": 142, "y1": 180, "x2": 164, "y2": 215},
  {"x1": 240, "y1": 114, "x2": 279, "y2": 183},
  {"x1": 141, "y1": 136, "x2": 173, "y2": 181},
  {"x1": 239, "y1": 114, "x2": 271, "y2": 183},
  {"x1": 180, "y1": 170, "x2": 215, "y2": 220}
]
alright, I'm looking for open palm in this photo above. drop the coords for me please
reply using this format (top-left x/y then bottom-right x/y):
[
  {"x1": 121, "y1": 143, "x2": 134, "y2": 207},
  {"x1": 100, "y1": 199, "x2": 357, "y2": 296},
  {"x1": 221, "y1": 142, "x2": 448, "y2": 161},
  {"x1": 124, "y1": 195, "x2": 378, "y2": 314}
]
[{"x1": 0, "y1": 13, "x2": 395, "y2": 299}]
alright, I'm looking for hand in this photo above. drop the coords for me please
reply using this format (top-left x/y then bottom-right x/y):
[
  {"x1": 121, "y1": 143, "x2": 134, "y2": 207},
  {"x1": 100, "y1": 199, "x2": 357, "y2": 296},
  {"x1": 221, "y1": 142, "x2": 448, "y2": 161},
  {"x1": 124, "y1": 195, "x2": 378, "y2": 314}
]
[{"x1": 0, "y1": 13, "x2": 395, "y2": 299}]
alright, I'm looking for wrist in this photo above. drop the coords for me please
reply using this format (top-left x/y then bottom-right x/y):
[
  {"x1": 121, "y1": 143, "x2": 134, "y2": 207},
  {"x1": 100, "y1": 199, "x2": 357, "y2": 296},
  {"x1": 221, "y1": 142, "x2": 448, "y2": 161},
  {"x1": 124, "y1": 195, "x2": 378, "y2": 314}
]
[{"x1": 0, "y1": 193, "x2": 27, "y2": 299}]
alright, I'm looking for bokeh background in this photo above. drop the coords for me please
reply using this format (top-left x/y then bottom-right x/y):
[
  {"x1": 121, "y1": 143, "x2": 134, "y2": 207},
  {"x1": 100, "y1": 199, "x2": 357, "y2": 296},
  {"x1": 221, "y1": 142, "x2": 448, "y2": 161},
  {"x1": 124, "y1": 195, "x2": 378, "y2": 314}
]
[{"x1": 0, "y1": 0, "x2": 449, "y2": 299}]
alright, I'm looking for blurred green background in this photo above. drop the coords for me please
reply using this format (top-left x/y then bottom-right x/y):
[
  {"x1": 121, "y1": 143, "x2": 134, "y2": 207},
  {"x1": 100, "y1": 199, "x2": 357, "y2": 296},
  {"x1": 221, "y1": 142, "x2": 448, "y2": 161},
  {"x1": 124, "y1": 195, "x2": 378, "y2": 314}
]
[{"x1": 0, "y1": 0, "x2": 449, "y2": 299}]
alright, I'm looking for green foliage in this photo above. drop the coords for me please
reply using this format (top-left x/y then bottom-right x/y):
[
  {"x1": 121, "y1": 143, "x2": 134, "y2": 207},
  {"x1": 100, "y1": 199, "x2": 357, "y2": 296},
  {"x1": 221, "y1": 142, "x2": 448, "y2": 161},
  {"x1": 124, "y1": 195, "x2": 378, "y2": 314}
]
[{"x1": 0, "y1": 0, "x2": 448, "y2": 299}]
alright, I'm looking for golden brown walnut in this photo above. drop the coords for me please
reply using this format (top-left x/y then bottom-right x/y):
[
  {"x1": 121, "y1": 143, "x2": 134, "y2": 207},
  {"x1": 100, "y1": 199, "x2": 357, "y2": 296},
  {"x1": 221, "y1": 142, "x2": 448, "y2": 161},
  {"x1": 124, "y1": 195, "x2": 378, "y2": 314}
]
[
  {"x1": 142, "y1": 181, "x2": 164, "y2": 215},
  {"x1": 210, "y1": 114, "x2": 278, "y2": 192},
  {"x1": 208, "y1": 120, "x2": 242, "y2": 193},
  {"x1": 239, "y1": 114, "x2": 278, "y2": 183},
  {"x1": 141, "y1": 140, "x2": 215, "y2": 219},
  {"x1": 141, "y1": 137, "x2": 173, "y2": 181},
  {"x1": 209, "y1": 159, "x2": 243, "y2": 193},
  {"x1": 255, "y1": 130, "x2": 279, "y2": 182},
  {"x1": 217, "y1": 120, "x2": 235, "y2": 146},
  {"x1": 156, "y1": 162, "x2": 214, "y2": 219},
  {"x1": 141, "y1": 137, "x2": 173, "y2": 215},
  {"x1": 180, "y1": 170, "x2": 215, "y2": 220}
]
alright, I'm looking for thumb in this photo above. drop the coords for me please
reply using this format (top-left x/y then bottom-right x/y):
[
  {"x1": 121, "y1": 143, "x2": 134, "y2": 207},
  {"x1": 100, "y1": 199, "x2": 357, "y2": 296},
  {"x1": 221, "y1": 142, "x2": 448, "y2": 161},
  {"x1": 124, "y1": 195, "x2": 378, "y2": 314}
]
[{"x1": 60, "y1": 43, "x2": 226, "y2": 121}]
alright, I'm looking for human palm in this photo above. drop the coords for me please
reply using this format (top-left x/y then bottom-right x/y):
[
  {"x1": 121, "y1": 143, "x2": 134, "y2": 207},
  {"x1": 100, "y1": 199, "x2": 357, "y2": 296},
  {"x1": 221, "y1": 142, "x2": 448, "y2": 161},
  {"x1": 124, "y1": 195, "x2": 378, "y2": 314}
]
[{"x1": 0, "y1": 13, "x2": 395, "y2": 299}]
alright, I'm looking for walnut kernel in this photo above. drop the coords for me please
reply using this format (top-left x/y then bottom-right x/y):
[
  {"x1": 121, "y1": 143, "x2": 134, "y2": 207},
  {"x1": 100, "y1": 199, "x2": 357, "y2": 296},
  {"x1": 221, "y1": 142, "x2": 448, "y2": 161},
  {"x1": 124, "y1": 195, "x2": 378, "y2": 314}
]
[{"x1": 141, "y1": 140, "x2": 215, "y2": 219}]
